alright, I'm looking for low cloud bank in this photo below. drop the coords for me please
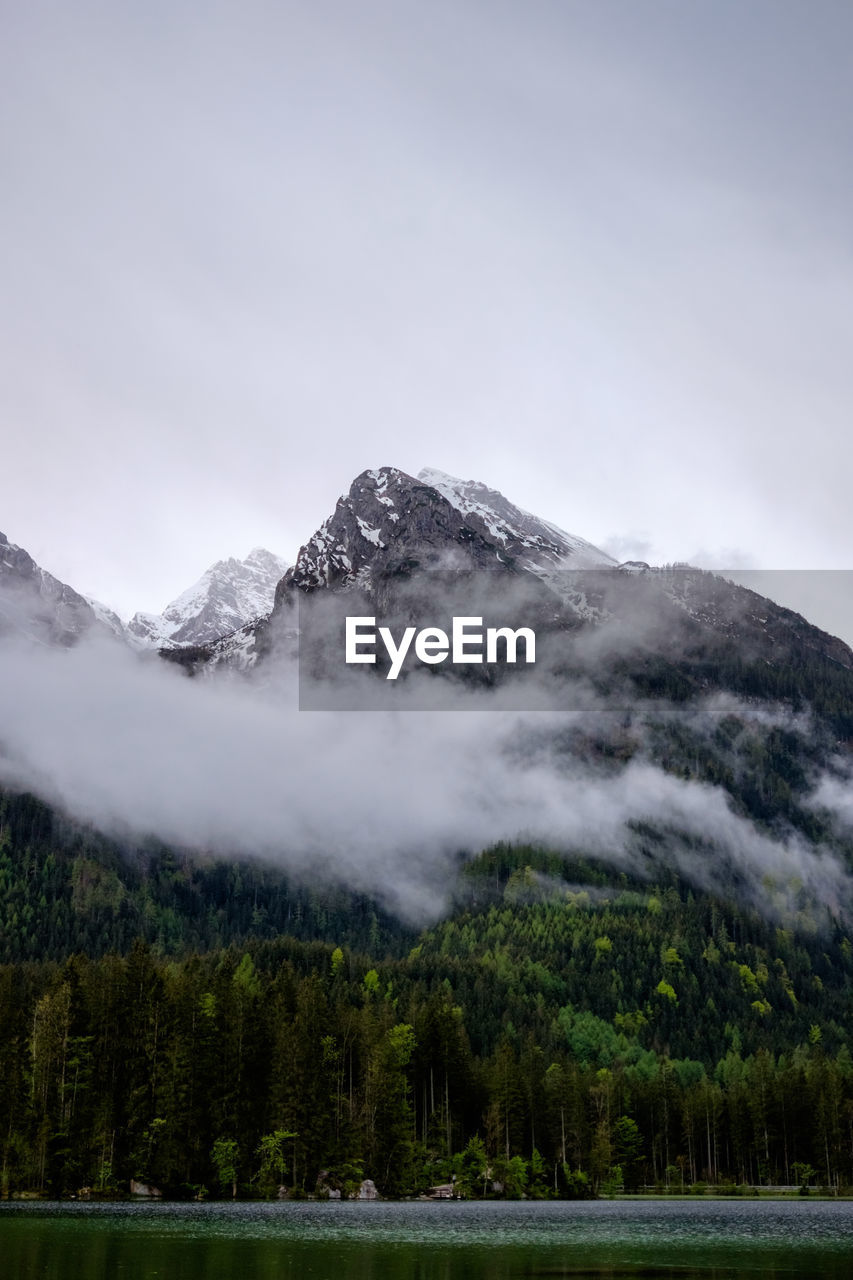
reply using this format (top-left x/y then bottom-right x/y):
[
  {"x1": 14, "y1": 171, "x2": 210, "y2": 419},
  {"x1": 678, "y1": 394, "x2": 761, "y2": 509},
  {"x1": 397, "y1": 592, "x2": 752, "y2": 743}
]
[{"x1": 0, "y1": 628, "x2": 849, "y2": 924}]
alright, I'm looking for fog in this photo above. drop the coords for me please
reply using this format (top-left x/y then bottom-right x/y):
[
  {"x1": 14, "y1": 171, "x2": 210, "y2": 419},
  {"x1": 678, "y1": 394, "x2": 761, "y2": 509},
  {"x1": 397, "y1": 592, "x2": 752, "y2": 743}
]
[{"x1": 0, "y1": 620, "x2": 849, "y2": 925}]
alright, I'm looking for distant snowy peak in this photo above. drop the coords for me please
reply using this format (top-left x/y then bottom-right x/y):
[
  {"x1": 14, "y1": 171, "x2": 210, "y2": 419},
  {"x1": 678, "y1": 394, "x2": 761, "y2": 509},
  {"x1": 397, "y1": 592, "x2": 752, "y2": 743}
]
[
  {"x1": 128, "y1": 547, "x2": 288, "y2": 648},
  {"x1": 416, "y1": 468, "x2": 616, "y2": 570}
]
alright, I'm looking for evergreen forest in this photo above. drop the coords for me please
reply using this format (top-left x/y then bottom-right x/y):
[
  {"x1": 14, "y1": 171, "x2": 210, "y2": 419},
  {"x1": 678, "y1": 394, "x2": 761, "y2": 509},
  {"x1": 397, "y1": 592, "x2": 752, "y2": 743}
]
[{"x1": 1, "y1": 791, "x2": 852, "y2": 1201}]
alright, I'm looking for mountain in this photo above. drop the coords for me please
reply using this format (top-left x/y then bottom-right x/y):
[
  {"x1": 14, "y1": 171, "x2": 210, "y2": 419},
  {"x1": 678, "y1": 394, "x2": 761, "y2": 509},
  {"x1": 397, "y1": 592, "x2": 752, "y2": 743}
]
[
  {"x1": 150, "y1": 475, "x2": 853, "y2": 812},
  {"x1": 0, "y1": 529, "x2": 102, "y2": 646},
  {"x1": 154, "y1": 467, "x2": 853, "y2": 883},
  {"x1": 2, "y1": 469, "x2": 853, "y2": 1198},
  {"x1": 417, "y1": 467, "x2": 616, "y2": 570},
  {"x1": 5, "y1": 467, "x2": 853, "y2": 923},
  {"x1": 247, "y1": 467, "x2": 845, "y2": 671},
  {"x1": 127, "y1": 547, "x2": 288, "y2": 649},
  {"x1": 85, "y1": 596, "x2": 129, "y2": 641},
  {"x1": 0, "y1": 533, "x2": 289, "y2": 655},
  {"x1": 203, "y1": 467, "x2": 849, "y2": 703},
  {"x1": 158, "y1": 466, "x2": 617, "y2": 676},
  {"x1": 276, "y1": 465, "x2": 613, "y2": 601}
]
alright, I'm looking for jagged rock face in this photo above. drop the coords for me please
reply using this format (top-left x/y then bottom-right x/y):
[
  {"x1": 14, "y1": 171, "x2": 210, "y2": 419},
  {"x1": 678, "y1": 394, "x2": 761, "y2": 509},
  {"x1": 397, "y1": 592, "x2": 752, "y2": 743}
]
[
  {"x1": 0, "y1": 530, "x2": 100, "y2": 646},
  {"x1": 275, "y1": 466, "x2": 614, "y2": 611},
  {"x1": 278, "y1": 468, "x2": 514, "y2": 603},
  {"x1": 273, "y1": 465, "x2": 839, "y2": 653},
  {"x1": 129, "y1": 547, "x2": 288, "y2": 649},
  {"x1": 174, "y1": 466, "x2": 853, "y2": 692}
]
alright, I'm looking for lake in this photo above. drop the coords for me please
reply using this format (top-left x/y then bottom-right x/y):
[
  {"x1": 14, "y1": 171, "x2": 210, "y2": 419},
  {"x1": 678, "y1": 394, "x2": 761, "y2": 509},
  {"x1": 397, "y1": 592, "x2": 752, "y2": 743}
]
[{"x1": 1, "y1": 1199, "x2": 852, "y2": 1279}]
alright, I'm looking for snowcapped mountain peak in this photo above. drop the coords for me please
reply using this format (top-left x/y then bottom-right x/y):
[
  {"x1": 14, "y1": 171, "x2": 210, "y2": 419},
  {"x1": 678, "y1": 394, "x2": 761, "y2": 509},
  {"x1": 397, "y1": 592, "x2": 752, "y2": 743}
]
[
  {"x1": 245, "y1": 547, "x2": 287, "y2": 571},
  {"x1": 278, "y1": 465, "x2": 614, "y2": 606},
  {"x1": 415, "y1": 466, "x2": 464, "y2": 491},
  {"x1": 128, "y1": 548, "x2": 288, "y2": 649},
  {"x1": 416, "y1": 467, "x2": 616, "y2": 570}
]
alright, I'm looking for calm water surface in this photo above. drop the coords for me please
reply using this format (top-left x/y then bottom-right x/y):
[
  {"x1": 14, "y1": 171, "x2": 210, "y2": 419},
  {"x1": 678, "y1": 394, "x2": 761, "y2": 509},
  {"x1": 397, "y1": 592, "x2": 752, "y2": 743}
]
[{"x1": 1, "y1": 1199, "x2": 851, "y2": 1280}]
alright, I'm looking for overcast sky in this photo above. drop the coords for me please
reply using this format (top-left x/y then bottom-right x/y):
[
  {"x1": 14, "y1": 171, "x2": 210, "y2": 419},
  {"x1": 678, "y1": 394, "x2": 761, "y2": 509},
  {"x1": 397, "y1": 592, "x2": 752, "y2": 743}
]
[{"x1": 3, "y1": 0, "x2": 853, "y2": 622}]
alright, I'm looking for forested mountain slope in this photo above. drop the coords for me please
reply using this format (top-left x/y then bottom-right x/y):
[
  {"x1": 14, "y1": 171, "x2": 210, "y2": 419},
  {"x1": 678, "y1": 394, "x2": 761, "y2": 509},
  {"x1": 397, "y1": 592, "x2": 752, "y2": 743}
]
[
  {"x1": 1, "y1": 845, "x2": 851, "y2": 1199},
  {"x1": 2, "y1": 467, "x2": 853, "y2": 1199},
  {"x1": 0, "y1": 791, "x2": 408, "y2": 962}
]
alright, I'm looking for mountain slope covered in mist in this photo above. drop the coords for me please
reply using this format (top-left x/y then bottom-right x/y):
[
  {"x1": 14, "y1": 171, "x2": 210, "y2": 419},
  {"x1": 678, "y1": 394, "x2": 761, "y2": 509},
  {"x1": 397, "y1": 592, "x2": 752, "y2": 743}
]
[
  {"x1": 2, "y1": 463, "x2": 852, "y2": 928},
  {"x1": 1, "y1": 841, "x2": 851, "y2": 1198},
  {"x1": 261, "y1": 466, "x2": 853, "y2": 918},
  {"x1": 0, "y1": 789, "x2": 407, "y2": 961},
  {"x1": 2, "y1": 786, "x2": 849, "y2": 1059},
  {"x1": 2, "y1": 465, "x2": 853, "y2": 1196},
  {"x1": 247, "y1": 466, "x2": 853, "y2": 712},
  {"x1": 0, "y1": 530, "x2": 103, "y2": 646}
]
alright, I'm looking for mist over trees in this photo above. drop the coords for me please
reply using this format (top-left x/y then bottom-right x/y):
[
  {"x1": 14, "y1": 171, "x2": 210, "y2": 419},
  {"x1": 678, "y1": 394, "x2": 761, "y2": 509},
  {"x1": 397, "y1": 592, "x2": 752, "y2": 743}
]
[
  {"x1": 1, "y1": 840, "x2": 852, "y2": 1199},
  {"x1": 2, "y1": 553, "x2": 853, "y2": 1200}
]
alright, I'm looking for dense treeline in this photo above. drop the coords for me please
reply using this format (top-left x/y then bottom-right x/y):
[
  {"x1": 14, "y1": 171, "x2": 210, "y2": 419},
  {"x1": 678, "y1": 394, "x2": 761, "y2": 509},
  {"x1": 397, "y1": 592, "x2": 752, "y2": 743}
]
[
  {"x1": 0, "y1": 791, "x2": 410, "y2": 962},
  {"x1": 2, "y1": 847, "x2": 852, "y2": 1199}
]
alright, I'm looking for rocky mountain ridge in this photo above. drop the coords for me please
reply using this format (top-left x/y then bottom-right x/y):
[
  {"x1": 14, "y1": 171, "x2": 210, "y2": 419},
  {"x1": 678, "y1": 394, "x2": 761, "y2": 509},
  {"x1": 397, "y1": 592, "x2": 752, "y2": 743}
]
[
  {"x1": 3, "y1": 471, "x2": 853, "y2": 937},
  {"x1": 418, "y1": 467, "x2": 616, "y2": 570},
  {"x1": 4, "y1": 469, "x2": 852, "y2": 699},
  {"x1": 262, "y1": 467, "x2": 852, "y2": 687},
  {"x1": 0, "y1": 532, "x2": 288, "y2": 654},
  {"x1": 127, "y1": 547, "x2": 288, "y2": 649},
  {"x1": 276, "y1": 466, "x2": 614, "y2": 605}
]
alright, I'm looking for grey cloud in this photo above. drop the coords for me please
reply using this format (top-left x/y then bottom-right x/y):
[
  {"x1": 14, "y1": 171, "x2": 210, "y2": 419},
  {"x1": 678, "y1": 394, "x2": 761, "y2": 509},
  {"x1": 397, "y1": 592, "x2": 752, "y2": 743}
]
[
  {"x1": 600, "y1": 535, "x2": 655, "y2": 565},
  {"x1": 0, "y1": 620, "x2": 849, "y2": 925},
  {"x1": 809, "y1": 767, "x2": 853, "y2": 836}
]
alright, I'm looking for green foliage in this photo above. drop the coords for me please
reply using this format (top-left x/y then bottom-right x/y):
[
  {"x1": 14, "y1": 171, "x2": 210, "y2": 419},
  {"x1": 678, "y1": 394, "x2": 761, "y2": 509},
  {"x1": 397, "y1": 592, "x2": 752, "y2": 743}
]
[
  {"x1": 1, "y1": 815, "x2": 853, "y2": 1198},
  {"x1": 325, "y1": 1161, "x2": 364, "y2": 1199},
  {"x1": 562, "y1": 1166, "x2": 593, "y2": 1199},
  {"x1": 791, "y1": 1161, "x2": 816, "y2": 1191},
  {"x1": 491, "y1": 1153, "x2": 528, "y2": 1199},
  {"x1": 210, "y1": 1138, "x2": 239, "y2": 1196},
  {"x1": 256, "y1": 1130, "x2": 298, "y2": 1192},
  {"x1": 453, "y1": 1135, "x2": 487, "y2": 1198},
  {"x1": 527, "y1": 1148, "x2": 550, "y2": 1199},
  {"x1": 362, "y1": 969, "x2": 380, "y2": 998},
  {"x1": 558, "y1": 1007, "x2": 629, "y2": 1068},
  {"x1": 600, "y1": 1164, "x2": 624, "y2": 1198},
  {"x1": 613, "y1": 1116, "x2": 643, "y2": 1191}
]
